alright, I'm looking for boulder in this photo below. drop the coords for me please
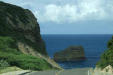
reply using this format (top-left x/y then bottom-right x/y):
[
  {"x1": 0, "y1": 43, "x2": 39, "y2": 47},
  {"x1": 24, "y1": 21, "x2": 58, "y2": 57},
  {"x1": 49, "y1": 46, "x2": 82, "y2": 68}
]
[{"x1": 54, "y1": 46, "x2": 86, "y2": 62}]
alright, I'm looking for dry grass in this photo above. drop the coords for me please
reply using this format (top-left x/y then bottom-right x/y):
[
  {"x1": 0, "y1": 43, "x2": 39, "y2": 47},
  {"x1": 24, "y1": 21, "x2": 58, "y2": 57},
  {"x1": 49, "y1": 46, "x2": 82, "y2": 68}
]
[
  {"x1": 0, "y1": 66, "x2": 22, "y2": 74},
  {"x1": 18, "y1": 42, "x2": 62, "y2": 70}
]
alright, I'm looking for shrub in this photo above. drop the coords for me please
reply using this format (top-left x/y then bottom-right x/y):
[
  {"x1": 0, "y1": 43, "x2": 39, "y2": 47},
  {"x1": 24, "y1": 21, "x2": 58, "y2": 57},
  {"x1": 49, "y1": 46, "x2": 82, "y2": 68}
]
[
  {"x1": 0, "y1": 52, "x2": 52, "y2": 70},
  {"x1": 0, "y1": 60, "x2": 10, "y2": 68},
  {"x1": 0, "y1": 36, "x2": 18, "y2": 53},
  {"x1": 0, "y1": 36, "x2": 53, "y2": 70},
  {"x1": 97, "y1": 36, "x2": 113, "y2": 69}
]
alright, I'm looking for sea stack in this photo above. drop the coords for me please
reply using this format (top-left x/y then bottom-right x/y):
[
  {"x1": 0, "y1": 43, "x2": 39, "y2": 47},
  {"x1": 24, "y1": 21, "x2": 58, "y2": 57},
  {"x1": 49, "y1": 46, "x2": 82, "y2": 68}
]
[{"x1": 54, "y1": 46, "x2": 86, "y2": 62}]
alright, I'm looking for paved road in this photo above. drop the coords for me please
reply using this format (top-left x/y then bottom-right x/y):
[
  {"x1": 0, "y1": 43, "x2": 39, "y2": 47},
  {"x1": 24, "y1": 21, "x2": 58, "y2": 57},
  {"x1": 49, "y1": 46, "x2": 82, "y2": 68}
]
[
  {"x1": 59, "y1": 68, "x2": 90, "y2": 75},
  {"x1": 0, "y1": 70, "x2": 30, "y2": 75},
  {"x1": 25, "y1": 68, "x2": 90, "y2": 75},
  {"x1": 25, "y1": 70, "x2": 58, "y2": 75}
]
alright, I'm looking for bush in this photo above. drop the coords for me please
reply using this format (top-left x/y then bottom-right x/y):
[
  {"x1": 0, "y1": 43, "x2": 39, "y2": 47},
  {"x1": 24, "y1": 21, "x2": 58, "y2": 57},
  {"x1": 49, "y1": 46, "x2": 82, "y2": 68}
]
[
  {"x1": 0, "y1": 60, "x2": 10, "y2": 68},
  {"x1": 0, "y1": 36, "x2": 53, "y2": 70},
  {"x1": 0, "y1": 52, "x2": 52, "y2": 70},
  {"x1": 0, "y1": 36, "x2": 18, "y2": 53},
  {"x1": 97, "y1": 36, "x2": 113, "y2": 69},
  {"x1": 108, "y1": 39, "x2": 113, "y2": 49}
]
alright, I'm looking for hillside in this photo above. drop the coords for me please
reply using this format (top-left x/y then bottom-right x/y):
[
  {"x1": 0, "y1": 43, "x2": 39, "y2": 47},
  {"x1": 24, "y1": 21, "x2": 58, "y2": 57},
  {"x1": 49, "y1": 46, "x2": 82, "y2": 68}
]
[
  {"x1": 0, "y1": 1, "x2": 61, "y2": 70},
  {"x1": 96, "y1": 36, "x2": 113, "y2": 69}
]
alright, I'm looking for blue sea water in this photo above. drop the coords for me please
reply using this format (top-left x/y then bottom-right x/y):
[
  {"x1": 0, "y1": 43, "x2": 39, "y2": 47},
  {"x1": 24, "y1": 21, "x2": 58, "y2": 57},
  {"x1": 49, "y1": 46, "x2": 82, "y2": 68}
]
[{"x1": 42, "y1": 34, "x2": 112, "y2": 69}]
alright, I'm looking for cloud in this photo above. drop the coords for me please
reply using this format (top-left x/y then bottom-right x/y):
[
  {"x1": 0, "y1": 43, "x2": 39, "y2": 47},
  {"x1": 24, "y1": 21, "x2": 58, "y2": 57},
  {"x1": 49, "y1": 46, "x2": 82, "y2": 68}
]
[
  {"x1": 36, "y1": 4, "x2": 79, "y2": 23},
  {"x1": 35, "y1": 0, "x2": 113, "y2": 23},
  {"x1": 2, "y1": 0, "x2": 113, "y2": 23}
]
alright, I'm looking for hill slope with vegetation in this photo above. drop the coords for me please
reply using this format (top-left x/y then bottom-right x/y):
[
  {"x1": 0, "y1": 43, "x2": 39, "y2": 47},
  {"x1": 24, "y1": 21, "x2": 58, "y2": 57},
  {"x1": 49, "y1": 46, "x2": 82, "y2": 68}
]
[
  {"x1": 0, "y1": 1, "x2": 61, "y2": 70},
  {"x1": 97, "y1": 36, "x2": 113, "y2": 69}
]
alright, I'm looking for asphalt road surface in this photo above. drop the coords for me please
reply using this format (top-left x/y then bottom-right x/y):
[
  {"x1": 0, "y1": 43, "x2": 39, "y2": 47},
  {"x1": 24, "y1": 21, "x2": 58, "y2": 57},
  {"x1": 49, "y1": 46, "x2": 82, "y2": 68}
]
[{"x1": 25, "y1": 68, "x2": 90, "y2": 75}]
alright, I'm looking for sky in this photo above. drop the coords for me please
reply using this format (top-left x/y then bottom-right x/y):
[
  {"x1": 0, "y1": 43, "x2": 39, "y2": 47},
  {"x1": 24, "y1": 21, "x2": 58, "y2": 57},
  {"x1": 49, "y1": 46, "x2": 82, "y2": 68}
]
[{"x1": 1, "y1": 0, "x2": 113, "y2": 34}]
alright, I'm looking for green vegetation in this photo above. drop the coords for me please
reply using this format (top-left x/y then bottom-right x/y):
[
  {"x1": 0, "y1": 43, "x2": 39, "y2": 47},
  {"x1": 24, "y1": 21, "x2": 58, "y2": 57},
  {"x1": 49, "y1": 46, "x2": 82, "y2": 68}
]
[
  {"x1": 0, "y1": 1, "x2": 28, "y2": 25},
  {"x1": 0, "y1": 52, "x2": 53, "y2": 70},
  {"x1": 0, "y1": 1, "x2": 47, "y2": 55},
  {"x1": 0, "y1": 66, "x2": 22, "y2": 74},
  {"x1": 96, "y1": 36, "x2": 113, "y2": 69},
  {"x1": 0, "y1": 36, "x2": 53, "y2": 70},
  {"x1": 0, "y1": 1, "x2": 60, "y2": 71},
  {"x1": 0, "y1": 60, "x2": 10, "y2": 68}
]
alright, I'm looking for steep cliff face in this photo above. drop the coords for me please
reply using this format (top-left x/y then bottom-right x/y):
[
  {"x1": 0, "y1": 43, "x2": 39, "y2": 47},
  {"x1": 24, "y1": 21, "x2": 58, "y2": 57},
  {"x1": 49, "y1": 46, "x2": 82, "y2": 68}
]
[
  {"x1": 0, "y1": 1, "x2": 46, "y2": 55},
  {"x1": 0, "y1": 1, "x2": 61, "y2": 70}
]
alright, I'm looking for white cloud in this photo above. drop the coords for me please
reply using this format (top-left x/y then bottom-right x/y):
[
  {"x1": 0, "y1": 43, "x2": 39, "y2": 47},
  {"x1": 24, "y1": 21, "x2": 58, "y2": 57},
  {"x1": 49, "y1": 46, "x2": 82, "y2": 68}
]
[
  {"x1": 37, "y1": 4, "x2": 79, "y2": 23},
  {"x1": 2, "y1": 0, "x2": 113, "y2": 23},
  {"x1": 35, "y1": 0, "x2": 113, "y2": 23}
]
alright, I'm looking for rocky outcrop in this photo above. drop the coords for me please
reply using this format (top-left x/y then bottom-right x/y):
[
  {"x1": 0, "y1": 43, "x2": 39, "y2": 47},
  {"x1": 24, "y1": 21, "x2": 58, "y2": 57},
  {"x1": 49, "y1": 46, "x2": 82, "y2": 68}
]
[
  {"x1": 0, "y1": 1, "x2": 61, "y2": 70},
  {"x1": 89, "y1": 65, "x2": 113, "y2": 75},
  {"x1": 0, "y1": 1, "x2": 46, "y2": 55},
  {"x1": 54, "y1": 46, "x2": 85, "y2": 62}
]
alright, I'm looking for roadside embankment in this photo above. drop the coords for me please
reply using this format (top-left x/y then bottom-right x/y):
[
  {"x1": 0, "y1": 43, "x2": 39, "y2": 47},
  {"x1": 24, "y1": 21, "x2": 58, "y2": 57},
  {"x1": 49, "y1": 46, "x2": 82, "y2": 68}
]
[{"x1": 89, "y1": 65, "x2": 113, "y2": 75}]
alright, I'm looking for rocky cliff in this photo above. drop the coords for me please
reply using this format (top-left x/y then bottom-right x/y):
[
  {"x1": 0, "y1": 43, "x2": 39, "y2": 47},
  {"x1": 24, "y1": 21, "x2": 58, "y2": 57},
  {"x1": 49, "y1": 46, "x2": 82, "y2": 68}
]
[
  {"x1": 0, "y1": 1, "x2": 61, "y2": 70},
  {"x1": 54, "y1": 46, "x2": 85, "y2": 62},
  {"x1": 0, "y1": 1, "x2": 46, "y2": 55}
]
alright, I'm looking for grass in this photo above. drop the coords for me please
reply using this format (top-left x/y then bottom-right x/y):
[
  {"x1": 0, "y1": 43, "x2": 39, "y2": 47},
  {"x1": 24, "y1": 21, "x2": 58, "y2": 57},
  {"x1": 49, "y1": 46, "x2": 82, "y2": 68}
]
[
  {"x1": 0, "y1": 66, "x2": 22, "y2": 74},
  {"x1": 0, "y1": 36, "x2": 53, "y2": 70},
  {"x1": 0, "y1": 52, "x2": 53, "y2": 70},
  {"x1": 0, "y1": 1, "x2": 59, "y2": 71},
  {"x1": 0, "y1": 1, "x2": 47, "y2": 55}
]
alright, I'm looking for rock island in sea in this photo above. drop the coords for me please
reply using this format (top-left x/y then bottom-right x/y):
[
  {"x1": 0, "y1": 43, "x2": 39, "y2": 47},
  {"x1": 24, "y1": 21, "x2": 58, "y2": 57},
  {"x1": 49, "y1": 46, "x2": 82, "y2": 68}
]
[{"x1": 54, "y1": 46, "x2": 86, "y2": 62}]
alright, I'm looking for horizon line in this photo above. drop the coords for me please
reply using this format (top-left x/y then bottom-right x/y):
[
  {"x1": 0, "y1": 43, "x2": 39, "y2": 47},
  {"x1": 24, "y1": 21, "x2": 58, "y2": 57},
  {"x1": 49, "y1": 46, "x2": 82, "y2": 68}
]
[{"x1": 41, "y1": 34, "x2": 113, "y2": 35}]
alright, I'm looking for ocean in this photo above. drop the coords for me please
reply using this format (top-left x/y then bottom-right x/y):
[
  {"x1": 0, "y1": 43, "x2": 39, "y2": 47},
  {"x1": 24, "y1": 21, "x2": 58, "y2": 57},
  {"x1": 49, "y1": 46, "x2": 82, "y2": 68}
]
[{"x1": 42, "y1": 34, "x2": 112, "y2": 69}]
